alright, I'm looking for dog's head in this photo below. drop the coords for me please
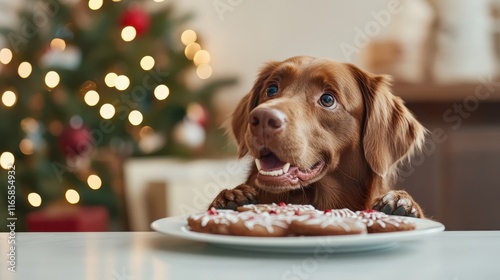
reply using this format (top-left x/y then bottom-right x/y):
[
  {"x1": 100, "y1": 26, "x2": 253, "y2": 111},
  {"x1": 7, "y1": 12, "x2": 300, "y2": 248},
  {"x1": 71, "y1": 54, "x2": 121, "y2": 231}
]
[{"x1": 232, "y1": 56, "x2": 425, "y2": 194}]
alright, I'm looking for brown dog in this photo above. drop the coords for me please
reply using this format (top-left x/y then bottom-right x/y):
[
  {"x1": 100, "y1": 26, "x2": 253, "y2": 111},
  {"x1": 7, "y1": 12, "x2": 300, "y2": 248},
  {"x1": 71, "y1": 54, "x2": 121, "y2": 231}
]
[{"x1": 209, "y1": 56, "x2": 426, "y2": 218}]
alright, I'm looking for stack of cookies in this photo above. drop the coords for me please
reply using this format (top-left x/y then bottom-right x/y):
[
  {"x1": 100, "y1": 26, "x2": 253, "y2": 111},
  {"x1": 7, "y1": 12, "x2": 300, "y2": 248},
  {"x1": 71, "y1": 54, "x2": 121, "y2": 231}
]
[{"x1": 187, "y1": 203, "x2": 416, "y2": 237}]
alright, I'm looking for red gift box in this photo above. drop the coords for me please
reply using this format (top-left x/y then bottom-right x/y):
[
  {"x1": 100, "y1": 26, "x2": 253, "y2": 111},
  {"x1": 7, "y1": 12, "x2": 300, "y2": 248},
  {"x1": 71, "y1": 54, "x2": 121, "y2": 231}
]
[{"x1": 27, "y1": 205, "x2": 109, "y2": 232}]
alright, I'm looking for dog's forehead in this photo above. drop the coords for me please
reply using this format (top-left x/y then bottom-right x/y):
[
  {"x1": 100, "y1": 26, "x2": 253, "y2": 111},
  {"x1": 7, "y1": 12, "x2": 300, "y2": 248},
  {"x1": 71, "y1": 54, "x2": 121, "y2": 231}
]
[{"x1": 275, "y1": 58, "x2": 362, "y2": 106}]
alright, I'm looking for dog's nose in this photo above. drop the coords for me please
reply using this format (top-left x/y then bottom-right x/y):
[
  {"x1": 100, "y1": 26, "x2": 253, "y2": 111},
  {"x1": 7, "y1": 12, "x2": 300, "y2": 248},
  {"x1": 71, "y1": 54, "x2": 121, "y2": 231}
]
[{"x1": 249, "y1": 108, "x2": 286, "y2": 137}]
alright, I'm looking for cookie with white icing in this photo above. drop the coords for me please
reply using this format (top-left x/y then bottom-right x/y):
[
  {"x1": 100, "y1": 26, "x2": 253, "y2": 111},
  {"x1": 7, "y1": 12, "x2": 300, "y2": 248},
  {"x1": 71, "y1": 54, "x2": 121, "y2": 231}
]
[
  {"x1": 228, "y1": 211, "x2": 290, "y2": 237},
  {"x1": 187, "y1": 208, "x2": 238, "y2": 235},
  {"x1": 237, "y1": 202, "x2": 316, "y2": 215},
  {"x1": 356, "y1": 210, "x2": 416, "y2": 233},
  {"x1": 321, "y1": 208, "x2": 358, "y2": 218},
  {"x1": 288, "y1": 213, "x2": 367, "y2": 236}
]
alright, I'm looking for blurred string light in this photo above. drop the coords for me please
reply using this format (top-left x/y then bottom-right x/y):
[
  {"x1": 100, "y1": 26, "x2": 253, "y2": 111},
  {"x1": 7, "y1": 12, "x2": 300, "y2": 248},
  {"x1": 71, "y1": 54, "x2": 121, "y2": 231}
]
[
  {"x1": 114, "y1": 75, "x2": 130, "y2": 91},
  {"x1": 196, "y1": 64, "x2": 213, "y2": 79},
  {"x1": 140, "y1": 56, "x2": 155, "y2": 71},
  {"x1": 87, "y1": 174, "x2": 102, "y2": 190},
  {"x1": 88, "y1": 0, "x2": 103, "y2": 10},
  {"x1": 45, "y1": 71, "x2": 60, "y2": 88},
  {"x1": 0, "y1": 152, "x2": 15, "y2": 169},
  {"x1": 184, "y1": 43, "x2": 200, "y2": 60},
  {"x1": 65, "y1": 189, "x2": 80, "y2": 204},
  {"x1": 2, "y1": 90, "x2": 17, "y2": 107},
  {"x1": 84, "y1": 90, "x2": 100, "y2": 106},
  {"x1": 128, "y1": 110, "x2": 143, "y2": 126},
  {"x1": 153, "y1": 0, "x2": 164, "y2": 3},
  {"x1": 18, "y1": 62, "x2": 32, "y2": 78},
  {"x1": 104, "y1": 72, "x2": 118, "y2": 87},
  {"x1": 121, "y1": 26, "x2": 136, "y2": 42},
  {"x1": 193, "y1": 50, "x2": 210, "y2": 66},
  {"x1": 139, "y1": 126, "x2": 154, "y2": 138},
  {"x1": 19, "y1": 139, "x2": 34, "y2": 155},
  {"x1": 181, "y1": 30, "x2": 213, "y2": 79},
  {"x1": 0, "y1": 48, "x2": 13, "y2": 64},
  {"x1": 48, "y1": 120, "x2": 63, "y2": 136},
  {"x1": 154, "y1": 84, "x2": 169, "y2": 100},
  {"x1": 100, "y1": 103, "x2": 115, "y2": 119},
  {"x1": 28, "y1": 193, "x2": 42, "y2": 207},
  {"x1": 50, "y1": 38, "x2": 66, "y2": 51},
  {"x1": 21, "y1": 118, "x2": 39, "y2": 133},
  {"x1": 181, "y1": 29, "x2": 197, "y2": 45}
]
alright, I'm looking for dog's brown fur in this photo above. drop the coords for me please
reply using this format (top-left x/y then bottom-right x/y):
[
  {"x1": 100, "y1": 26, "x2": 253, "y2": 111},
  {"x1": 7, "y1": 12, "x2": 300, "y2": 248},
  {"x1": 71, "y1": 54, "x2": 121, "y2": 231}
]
[{"x1": 209, "y1": 56, "x2": 426, "y2": 217}]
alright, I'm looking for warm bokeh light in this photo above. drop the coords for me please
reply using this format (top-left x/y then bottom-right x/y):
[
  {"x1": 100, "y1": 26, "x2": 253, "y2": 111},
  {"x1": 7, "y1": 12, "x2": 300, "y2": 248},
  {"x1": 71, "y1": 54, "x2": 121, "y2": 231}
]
[
  {"x1": 87, "y1": 174, "x2": 102, "y2": 190},
  {"x1": 18, "y1": 61, "x2": 32, "y2": 78},
  {"x1": 50, "y1": 38, "x2": 66, "y2": 51},
  {"x1": 48, "y1": 120, "x2": 63, "y2": 136},
  {"x1": 2, "y1": 90, "x2": 17, "y2": 107},
  {"x1": 139, "y1": 126, "x2": 154, "y2": 138},
  {"x1": 88, "y1": 0, "x2": 103, "y2": 10},
  {"x1": 100, "y1": 103, "x2": 116, "y2": 119},
  {"x1": 65, "y1": 189, "x2": 80, "y2": 204},
  {"x1": 193, "y1": 50, "x2": 211, "y2": 66},
  {"x1": 121, "y1": 26, "x2": 137, "y2": 42},
  {"x1": 196, "y1": 64, "x2": 213, "y2": 79},
  {"x1": 181, "y1": 29, "x2": 197, "y2": 46},
  {"x1": 154, "y1": 84, "x2": 170, "y2": 100},
  {"x1": 128, "y1": 110, "x2": 143, "y2": 126},
  {"x1": 115, "y1": 75, "x2": 130, "y2": 91},
  {"x1": 28, "y1": 193, "x2": 42, "y2": 207},
  {"x1": 21, "y1": 118, "x2": 39, "y2": 133},
  {"x1": 104, "y1": 72, "x2": 118, "y2": 87},
  {"x1": 0, "y1": 48, "x2": 13, "y2": 64},
  {"x1": 184, "y1": 43, "x2": 201, "y2": 60},
  {"x1": 45, "y1": 71, "x2": 60, "y2": 88},
  {"x1": 19, "y1": 139, "x2": 34, "y2": 155},
  {"x1": 140, "y1": 56, "x2": 155, "y2": 71},
  {"x1": 84, "y1": 90, "x2": 100, "y2": 106},
  {"x1": 153, "y1": 0, "x2": 164, "y2": 2},
  {"x1": 0, "y1": 152, "x2": 15, "y2": 169}
]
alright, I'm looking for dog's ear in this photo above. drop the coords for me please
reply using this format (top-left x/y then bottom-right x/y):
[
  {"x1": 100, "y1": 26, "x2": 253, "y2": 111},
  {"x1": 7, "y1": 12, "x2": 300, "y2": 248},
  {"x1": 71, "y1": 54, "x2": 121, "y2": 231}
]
[
  {"x1": 347, "y1": 64, "x2": 426, "y2": 178},
  {"x1": 231, "y1": 61, "x2": 280, "y2": 158}
]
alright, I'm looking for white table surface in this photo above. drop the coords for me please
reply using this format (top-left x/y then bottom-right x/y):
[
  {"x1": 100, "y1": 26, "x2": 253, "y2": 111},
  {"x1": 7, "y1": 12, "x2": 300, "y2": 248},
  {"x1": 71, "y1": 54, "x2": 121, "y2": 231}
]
[{"x1": 1, "y1": 231, "x2": 499, "y2": 280}]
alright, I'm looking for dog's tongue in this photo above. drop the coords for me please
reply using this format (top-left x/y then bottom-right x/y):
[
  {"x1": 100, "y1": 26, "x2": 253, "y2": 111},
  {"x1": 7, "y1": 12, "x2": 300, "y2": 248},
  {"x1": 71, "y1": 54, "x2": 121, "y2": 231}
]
[{"x1": 259, "y1": 153, "x2": 286, "y2": 171}]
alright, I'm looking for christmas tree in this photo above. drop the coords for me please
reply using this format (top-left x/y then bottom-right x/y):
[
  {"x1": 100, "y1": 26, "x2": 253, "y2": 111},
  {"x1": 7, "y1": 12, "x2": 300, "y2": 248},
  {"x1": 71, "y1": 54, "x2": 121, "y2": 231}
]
[{"x1": 0, "y1": 0, "x2": 236, "y2": 230}]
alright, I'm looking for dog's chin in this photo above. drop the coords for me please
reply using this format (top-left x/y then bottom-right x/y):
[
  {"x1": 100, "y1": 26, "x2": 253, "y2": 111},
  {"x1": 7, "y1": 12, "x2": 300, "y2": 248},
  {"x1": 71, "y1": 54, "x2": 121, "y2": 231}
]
[{"x1": 255, "y1": 160, "x2": 326, "y2": 194}]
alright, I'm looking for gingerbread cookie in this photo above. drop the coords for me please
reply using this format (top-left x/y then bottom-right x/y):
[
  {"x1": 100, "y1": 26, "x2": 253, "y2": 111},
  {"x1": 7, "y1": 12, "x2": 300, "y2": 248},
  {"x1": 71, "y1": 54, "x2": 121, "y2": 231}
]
[
  {"x1": 289, "y1": 213, "x2": 366, "y2": 236},
  {"x1": 187, "y1": 208, "x2": 238, "y2": 235},
  {"x1": 322, "y1": 208, "x2": 358, "y2": 218},
  {"x1": 228, "y1": 211, "x2": 291, "y2": 237},
  {"x1": 237, "y1": 202, "x2": 316, "y2": 215},
  {"x1": 356, "y1": 210, "x2": 416, "y2": 233}
]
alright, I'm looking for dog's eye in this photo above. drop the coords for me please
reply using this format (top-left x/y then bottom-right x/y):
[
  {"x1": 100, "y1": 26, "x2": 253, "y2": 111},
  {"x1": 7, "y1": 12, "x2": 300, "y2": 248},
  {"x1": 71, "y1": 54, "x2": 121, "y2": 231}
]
[
  {"x1": 319, "y1": 93, "x2": 337, "y2": 108},
  {"x1": 266, "y1": 85, "x2": 279, "y2": 97}
]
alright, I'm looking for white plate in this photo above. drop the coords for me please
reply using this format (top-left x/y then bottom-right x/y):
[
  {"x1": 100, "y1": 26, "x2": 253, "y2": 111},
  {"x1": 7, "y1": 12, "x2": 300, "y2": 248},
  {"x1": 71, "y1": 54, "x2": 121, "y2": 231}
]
[{"x1": 151, "y1": 215, "x2": 444, "y2": 253}]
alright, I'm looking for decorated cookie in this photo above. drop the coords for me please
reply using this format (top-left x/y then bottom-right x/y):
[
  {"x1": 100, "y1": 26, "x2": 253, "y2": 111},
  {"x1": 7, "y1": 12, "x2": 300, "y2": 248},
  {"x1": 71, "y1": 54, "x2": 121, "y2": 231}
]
[
  {"x1": 187, "y1": 208, "x2": 238, "y2": 235},
  {"x1": 321, "y1": 208, "x2": 358, "y2": 218},
  {"x1": 237, "y1": 202, "x2": 316, "y2": 215},
  {"x1": 289, "y1": 214, "x2": 367, "y2": 236},
  {"x1": 228, "y1": 211, "x2": 290, "y2": 237},
  {"x1": 356, "y1": 210, "x2": 416, "y2": 233}
]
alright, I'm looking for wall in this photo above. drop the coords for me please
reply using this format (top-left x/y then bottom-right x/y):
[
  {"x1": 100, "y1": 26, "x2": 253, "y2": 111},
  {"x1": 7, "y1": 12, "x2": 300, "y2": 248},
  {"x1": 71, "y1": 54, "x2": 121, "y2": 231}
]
[{"x1": 174, "y1": 0, "x2": 395, "y2": 117}]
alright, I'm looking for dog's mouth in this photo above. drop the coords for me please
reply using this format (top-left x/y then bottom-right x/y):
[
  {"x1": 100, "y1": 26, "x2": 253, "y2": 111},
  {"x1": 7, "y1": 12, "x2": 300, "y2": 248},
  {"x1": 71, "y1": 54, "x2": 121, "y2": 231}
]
[{"x1": 254, "y1": 150, "x2": 325, "y2": 192}]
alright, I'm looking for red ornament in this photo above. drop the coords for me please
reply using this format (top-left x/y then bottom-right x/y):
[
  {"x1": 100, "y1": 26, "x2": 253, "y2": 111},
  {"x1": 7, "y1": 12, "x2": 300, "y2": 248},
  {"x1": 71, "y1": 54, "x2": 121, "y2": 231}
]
[
  {"x1": 119, "y1": 7, "x2": 150, "y2": 36},
  {"x1": 58, "y1": 126, "x2": 93, "y2": 157},
  {"x1": 187, "y1": 103, "x2": 210, "y2": 128}
]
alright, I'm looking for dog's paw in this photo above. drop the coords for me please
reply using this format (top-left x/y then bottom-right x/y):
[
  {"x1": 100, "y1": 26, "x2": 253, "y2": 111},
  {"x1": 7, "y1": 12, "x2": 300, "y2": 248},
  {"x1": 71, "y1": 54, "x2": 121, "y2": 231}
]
[
  {"x1": 372, "y1": 190, "x2": 423, "y2": 218},
  {"x1": 208, "y1": 184, "x2": 258, "y2": 210}
]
